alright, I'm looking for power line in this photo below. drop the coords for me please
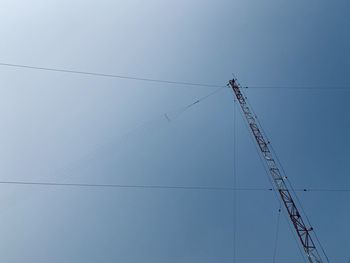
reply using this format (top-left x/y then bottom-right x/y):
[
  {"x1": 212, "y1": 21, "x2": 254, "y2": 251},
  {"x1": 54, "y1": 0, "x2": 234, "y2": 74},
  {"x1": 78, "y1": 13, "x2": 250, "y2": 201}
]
[{"x1": 1, "y1": 62, "x2": 350, "y2": 90}]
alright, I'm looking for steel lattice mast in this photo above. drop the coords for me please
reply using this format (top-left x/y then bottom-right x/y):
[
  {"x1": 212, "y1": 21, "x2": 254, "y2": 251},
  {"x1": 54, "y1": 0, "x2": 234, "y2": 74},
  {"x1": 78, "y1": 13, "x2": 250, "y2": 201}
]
[{"x1": 229, "y1": 79, "x2": 325, "y2": 263}]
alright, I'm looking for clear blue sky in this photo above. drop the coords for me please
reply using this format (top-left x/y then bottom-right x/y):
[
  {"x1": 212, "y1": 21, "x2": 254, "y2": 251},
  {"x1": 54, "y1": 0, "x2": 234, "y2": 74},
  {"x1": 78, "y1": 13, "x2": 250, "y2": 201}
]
[{"x1": 0, "y1": 0, "x2": 349, "y2": 262}]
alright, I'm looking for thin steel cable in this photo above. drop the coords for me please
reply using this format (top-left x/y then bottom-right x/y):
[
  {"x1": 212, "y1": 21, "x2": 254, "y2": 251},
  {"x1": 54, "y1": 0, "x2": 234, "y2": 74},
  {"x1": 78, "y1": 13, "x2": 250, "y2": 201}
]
[
  {"x1": 240, "y1": 87, "x2": 330, "y2": 262},
  {"x1": 234, "y1": 90, "x2": 280, "y2": 205},
  {"x1": 0, "y1": 62, "x2": 224, "y2": 88},
  {"x1": 231, "y1": 87, "x2": 309, "y2": 262},
  {"x1": 301, "y1": 188, "x2": 350, "y2": 192},
  {"x1": 254, "y1": 108, "x2": 330, "y2": 263},
  {"x1": 169, "y1": 87, "x2": 226, "y2": 120},
  {"x1": 233, "y1": 97, "x2": 237, "y2": 263},
  {"x1": 257, "y1": 112, "x2": 330, "y2": 262},
  {"x1": 237, "y1": 105, "x2": 308, "y2": 262},
  {"x1": 42, "y1": 86, "x2": 226, "y2": 188},
  {"x1": 0, "y1": 181, "x2": 268, "y2": 191},
  {"x1": 247, "y1": 86, "x2": 350, "y2": 90},
  {"x1": 240, "y1": 88, "x2": 273, "y2": 144},
  {"x1": 272, "y1": 206, "x2": 282, "y2": 263},
  {"x1": 285, "y1": 177, "x2": 331, "y2": 263},
  {"x1": 0, "y1": 180, "x2": 346, "y2": 192},
  {"x1": 313, "y1": 231, "x2": 331, "y2": 263},
  {"x1": 281, "y1": 207, "x2": 308, "y2": 263},
  {"x1": 1, "y1": 62, "x2": 350, "y2": 90}
]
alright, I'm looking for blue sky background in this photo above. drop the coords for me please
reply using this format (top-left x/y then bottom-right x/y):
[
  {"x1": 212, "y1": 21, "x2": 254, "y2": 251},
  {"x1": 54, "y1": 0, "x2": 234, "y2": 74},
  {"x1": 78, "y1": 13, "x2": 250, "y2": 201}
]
[{"x1": 0, "y1": 0, "x2": 349, "y2": 262}]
